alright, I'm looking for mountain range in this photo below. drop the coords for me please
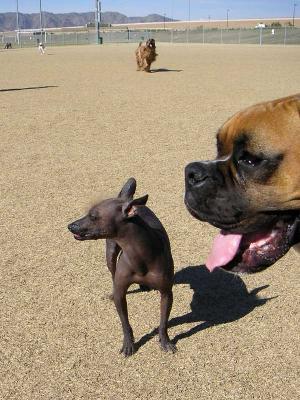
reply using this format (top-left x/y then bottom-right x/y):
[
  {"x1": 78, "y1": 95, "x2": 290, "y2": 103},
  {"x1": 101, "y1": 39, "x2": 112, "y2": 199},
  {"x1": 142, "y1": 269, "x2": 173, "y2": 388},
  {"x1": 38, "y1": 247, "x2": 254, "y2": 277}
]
[{"x1": 0, "y1": 11, "x2": 175, "y2": 31}]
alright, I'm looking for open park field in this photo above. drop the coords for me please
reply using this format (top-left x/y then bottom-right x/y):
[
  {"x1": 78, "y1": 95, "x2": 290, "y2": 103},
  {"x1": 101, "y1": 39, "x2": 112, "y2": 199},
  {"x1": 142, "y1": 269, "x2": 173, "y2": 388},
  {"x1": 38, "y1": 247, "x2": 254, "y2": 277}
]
[{"x1": 1, "y1": 43, "x2": 300, "y2": 399}]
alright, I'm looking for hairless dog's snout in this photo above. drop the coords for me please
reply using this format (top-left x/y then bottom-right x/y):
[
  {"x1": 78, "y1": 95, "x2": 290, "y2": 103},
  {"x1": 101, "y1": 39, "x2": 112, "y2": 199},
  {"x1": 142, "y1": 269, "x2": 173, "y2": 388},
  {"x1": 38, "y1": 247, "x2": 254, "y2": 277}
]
[{"x1": 68, "y1": 222, "x2": 80, "y2": 234}]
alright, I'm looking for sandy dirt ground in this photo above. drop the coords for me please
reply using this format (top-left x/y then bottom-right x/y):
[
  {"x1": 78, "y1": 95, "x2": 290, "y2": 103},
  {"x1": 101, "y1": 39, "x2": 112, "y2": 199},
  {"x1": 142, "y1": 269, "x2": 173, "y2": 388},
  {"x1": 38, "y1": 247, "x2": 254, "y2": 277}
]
[{"x1": 1, "y1": 43, "x2": 300, "y2": 400}]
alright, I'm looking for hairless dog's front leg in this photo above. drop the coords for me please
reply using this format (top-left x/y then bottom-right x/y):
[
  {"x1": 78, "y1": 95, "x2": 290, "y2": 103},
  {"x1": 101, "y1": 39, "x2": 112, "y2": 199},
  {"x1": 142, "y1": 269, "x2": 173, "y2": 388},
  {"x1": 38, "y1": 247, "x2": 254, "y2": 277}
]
[
  {"x1": 105, "y1": 239, "x2": 121, "y2": 300},
  {"x1": 159, "y1": 289, "x2": 177, "y2": 353},
  {"x1": 113, "y1": 280, "x2": 135, "y2": 357},
  {"x1": 105, "y1": 239, "x2": 121, "y2": 279},
  {"x1": 106, "y1": 239, "x2": 149, "y2": 294}
]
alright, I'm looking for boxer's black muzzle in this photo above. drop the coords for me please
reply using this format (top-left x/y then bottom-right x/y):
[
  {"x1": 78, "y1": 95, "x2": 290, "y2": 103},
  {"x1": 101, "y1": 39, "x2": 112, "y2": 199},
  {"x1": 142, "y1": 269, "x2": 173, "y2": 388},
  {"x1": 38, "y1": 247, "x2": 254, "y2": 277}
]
[
  {"x1": 184, "y1": 160, "x2": 300, "y2": 273},
  {"x1": 184, "y1": 159, "x2": 252, "y2": 232}
]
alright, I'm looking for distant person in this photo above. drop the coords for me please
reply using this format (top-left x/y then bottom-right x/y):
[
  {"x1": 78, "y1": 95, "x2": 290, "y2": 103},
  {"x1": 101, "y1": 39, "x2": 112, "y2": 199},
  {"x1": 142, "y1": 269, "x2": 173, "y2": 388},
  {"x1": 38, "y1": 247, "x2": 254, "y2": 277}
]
[
  {"x1": 38, "y1": 41, "x2": 45, "y2": 55},
  {"x1": 4, "y1": 42, "x2": 12, "y2": 49}
]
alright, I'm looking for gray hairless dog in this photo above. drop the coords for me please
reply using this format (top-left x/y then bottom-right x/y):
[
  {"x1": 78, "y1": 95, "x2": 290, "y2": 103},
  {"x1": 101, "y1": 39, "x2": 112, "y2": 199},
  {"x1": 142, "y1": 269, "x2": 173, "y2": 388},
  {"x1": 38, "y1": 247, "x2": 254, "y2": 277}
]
[{"x1": 68, "y1": 178, "x2": 176, "y2": 356}]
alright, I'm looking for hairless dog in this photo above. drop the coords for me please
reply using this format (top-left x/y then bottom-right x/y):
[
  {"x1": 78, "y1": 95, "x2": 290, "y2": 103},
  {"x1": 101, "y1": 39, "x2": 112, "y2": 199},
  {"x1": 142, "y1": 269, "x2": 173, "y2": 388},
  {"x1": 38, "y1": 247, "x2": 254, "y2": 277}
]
[{"x1": 68, "y1": 178, "x2": 176, "y2": 356}]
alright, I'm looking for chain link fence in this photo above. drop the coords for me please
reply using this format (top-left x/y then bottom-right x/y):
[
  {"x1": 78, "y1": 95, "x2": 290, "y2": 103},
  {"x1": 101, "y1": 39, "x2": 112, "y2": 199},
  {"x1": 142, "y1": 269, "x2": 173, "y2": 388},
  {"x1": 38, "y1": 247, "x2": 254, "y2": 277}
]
[
  {"x1": 1, "y1": 27, "x2": 300, "y2": 48},
  {"x1": 0, "y1": 31, "x2": 97, "y2": 47}
]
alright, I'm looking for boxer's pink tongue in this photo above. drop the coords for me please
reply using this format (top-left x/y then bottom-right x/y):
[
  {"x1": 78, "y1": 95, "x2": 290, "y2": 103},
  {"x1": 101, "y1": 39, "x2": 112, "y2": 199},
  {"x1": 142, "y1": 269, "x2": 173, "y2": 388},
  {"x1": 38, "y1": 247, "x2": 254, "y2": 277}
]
[{"x1": 206, "y1": 232, "x2": 242, "y2": 272}]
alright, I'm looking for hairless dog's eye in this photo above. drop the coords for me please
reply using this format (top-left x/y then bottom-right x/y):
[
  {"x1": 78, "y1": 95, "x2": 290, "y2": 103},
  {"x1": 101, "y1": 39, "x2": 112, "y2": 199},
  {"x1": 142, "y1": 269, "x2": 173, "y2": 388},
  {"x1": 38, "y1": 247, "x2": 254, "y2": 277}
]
[{"x1": 89, "y1": 214, "x2": 98, "y2": 222}]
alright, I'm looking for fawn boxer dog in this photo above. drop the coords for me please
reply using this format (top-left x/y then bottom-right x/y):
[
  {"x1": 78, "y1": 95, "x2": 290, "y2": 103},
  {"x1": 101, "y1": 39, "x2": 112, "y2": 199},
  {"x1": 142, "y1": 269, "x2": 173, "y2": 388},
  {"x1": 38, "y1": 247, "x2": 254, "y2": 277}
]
[
  {"x1": 68, "y1": 178, "x2": 176, "y2": 356},
  {"x1": 185, "y1": 94, "x2": 300, "y2": 273}
]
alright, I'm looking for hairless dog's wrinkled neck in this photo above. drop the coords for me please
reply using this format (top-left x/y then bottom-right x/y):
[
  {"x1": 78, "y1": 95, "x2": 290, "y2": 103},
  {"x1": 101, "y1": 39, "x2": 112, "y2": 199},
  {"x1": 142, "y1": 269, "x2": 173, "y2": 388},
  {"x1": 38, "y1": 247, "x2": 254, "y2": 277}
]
[{"x1": 115, "y1": 212, "x2": 166, "y2": 262}]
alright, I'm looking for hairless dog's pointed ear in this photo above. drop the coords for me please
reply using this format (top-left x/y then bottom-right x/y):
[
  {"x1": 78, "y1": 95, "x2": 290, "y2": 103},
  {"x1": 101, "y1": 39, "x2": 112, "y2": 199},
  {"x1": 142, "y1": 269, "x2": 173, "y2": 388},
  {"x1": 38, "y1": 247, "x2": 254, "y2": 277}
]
[
  {"x1": 122, "y1": 194, "x2": 149, "y2": 218},
  {"x1": 118, "y1": 178, "x2": 137, "y2": 200}
]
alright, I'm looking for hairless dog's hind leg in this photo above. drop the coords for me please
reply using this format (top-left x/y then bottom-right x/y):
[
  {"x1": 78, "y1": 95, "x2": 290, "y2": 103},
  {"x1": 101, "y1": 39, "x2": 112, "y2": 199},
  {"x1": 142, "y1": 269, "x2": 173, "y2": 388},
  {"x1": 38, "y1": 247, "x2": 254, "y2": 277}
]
[{"x1": 159, "y1": 289, "x2": 177, "y2": 353}]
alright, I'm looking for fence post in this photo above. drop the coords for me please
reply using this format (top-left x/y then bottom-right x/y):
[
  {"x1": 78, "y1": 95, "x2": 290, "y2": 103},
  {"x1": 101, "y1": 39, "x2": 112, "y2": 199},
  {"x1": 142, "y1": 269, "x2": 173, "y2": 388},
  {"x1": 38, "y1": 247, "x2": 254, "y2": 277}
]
[
  {"x1": 238, "y1": 28, "x2": 241, "y2": 44},
  {"x1": 259, "y1": 27, "x2": 262, "y2": 45},
  {"x1": 202, "y1": 25, "x2": 204, "y2": 44},
  {"x1": 171, "y1": 29, "x2": 173, "y2": 43},
  {"x1": 220, "y1": 28, "x2": 223, "y2": 44},
  {"x1": 284, "y1": 26, "x2": 287, "y2": 46}
]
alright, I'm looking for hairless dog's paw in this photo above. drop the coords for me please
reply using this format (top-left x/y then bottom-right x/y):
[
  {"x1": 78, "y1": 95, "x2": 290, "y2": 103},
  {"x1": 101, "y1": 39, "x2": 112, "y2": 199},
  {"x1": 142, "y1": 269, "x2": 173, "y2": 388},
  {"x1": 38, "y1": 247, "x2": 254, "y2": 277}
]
[
  {"x1": 120, "y1": 339, "x2": 135, "y2": 357},
  {"x1": 101, "y1": 293, "x2": 114, "y2": 301},
  {"x1": 160, "y1": 341, "x2": 177, "y2": 353}
]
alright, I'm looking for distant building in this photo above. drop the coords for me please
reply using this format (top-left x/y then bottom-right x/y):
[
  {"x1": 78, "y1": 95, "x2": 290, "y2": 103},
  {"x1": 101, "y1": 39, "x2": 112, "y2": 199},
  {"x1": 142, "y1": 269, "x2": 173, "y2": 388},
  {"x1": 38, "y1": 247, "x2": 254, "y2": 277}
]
[{"x1": 255, "y1": 23, "x2": 266, "y2": 28}]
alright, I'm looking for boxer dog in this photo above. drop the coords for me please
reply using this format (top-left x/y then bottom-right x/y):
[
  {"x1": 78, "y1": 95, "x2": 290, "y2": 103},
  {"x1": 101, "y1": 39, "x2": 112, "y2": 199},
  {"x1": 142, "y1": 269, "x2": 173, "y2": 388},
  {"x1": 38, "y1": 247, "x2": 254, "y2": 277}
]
[{"x1": 185, "y1": 94, "x2": 300, "y2": 273}]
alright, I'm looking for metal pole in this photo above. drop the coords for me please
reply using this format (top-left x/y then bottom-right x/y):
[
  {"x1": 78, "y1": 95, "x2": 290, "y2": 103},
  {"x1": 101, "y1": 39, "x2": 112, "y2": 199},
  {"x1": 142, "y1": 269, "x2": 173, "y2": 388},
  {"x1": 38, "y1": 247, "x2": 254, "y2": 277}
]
[
  {"x1": 293, "y1": 3, "x2": 297, "y2": 27},
  {"x1": 39, "y1": 0, "x2": 43, "y2": 41},
  {"x1": 284, "y1": 25, "x2": 287, "y2": 45},
  {"x1": 188, "y1": 0, "x2": 190, "y2": 42},
  {"x1": 227, "y1": 9, "x2": 230, "y2": 29},
  {"x1": 163, "y1": 13, "x2": 166, "y2": 30},
  {"x1": 259, "y1": 27, "x2": 262, "y2": 45},
  {"x1": 16, "y1": 0, "x2": 20, "y2": 45},
  {"x1": 99, "y1": 1, "x2": 102, "y2": 42},
  {"x1": 202, "y1": 24, "x2": 204, "y2": 44},
  {"x1": 95, "y1": 0, "x2": 102, "y2": 44},
  {"x1": 95, "y1": 0, "x2": 99, "y2": 43}
]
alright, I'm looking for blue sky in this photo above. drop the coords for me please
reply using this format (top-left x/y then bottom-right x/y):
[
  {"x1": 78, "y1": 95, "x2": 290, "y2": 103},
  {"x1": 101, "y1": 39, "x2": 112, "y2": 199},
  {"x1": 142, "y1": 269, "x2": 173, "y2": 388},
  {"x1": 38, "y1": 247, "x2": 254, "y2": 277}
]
[{"x1": 0, "y1": 1, "x2": 298, "y2": 20}]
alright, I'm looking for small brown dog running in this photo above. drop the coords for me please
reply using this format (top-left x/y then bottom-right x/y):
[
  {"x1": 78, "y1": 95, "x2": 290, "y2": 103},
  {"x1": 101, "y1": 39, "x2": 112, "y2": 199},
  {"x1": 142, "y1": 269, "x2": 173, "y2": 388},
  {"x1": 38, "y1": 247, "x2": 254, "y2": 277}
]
[
  {"x1": 68, "y1": 178, "x2": 176, "y2": 356},
  {"x1": 135, "y1": 38, "x2": 157, "y2": 72}
]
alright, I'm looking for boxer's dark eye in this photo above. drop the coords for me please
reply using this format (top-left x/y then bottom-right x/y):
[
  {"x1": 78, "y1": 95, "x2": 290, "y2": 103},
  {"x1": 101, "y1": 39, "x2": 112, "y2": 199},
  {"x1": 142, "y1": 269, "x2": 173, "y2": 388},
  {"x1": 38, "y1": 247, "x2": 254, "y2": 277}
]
[{"x1": 237, "y1": 151, "x2": 263, "y2": 168}]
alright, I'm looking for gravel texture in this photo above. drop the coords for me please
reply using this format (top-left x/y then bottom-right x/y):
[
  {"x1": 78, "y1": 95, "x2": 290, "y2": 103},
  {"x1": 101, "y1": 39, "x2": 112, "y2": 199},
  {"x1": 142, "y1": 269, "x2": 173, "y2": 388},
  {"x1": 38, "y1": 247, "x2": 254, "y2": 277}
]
[{"x1": 1, "y1": 43, "x2": 299, "y2": 400}]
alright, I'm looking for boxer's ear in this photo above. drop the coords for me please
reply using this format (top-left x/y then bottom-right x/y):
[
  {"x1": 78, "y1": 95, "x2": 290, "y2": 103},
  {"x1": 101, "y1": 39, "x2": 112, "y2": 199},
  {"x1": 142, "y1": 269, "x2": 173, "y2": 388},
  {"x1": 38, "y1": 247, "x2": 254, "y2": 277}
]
[{"x1": 122, "y1": 195, "x2": 149, "y2": 218}]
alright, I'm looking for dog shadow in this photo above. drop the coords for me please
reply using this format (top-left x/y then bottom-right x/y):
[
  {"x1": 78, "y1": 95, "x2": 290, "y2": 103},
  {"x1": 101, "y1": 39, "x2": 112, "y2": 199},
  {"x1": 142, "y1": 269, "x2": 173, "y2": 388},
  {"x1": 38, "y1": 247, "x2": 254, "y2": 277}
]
[
  {"x1": 135, "y1": 265, "x2": 273, "y2": 351},
  {"x1": 0, "y1": 85, "x2": 58, "y2": 92},
  {"x1": 150, "y1": 68, "x2": 183, "y2": 73}
]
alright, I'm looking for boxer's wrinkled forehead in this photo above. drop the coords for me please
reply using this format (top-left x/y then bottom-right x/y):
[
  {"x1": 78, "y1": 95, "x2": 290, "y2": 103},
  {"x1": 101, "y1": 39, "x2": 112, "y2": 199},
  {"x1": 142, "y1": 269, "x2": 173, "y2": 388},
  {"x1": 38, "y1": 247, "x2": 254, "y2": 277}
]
[
  {"x1": 217, "y1": 128, "x2": 272, "y2": 156},
  {"x1": 217, "y1": 94, "x2": 300, "y2": 158},
  {"x1": 216, "y1": 127, "x2": 285, "y2": 181}
]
